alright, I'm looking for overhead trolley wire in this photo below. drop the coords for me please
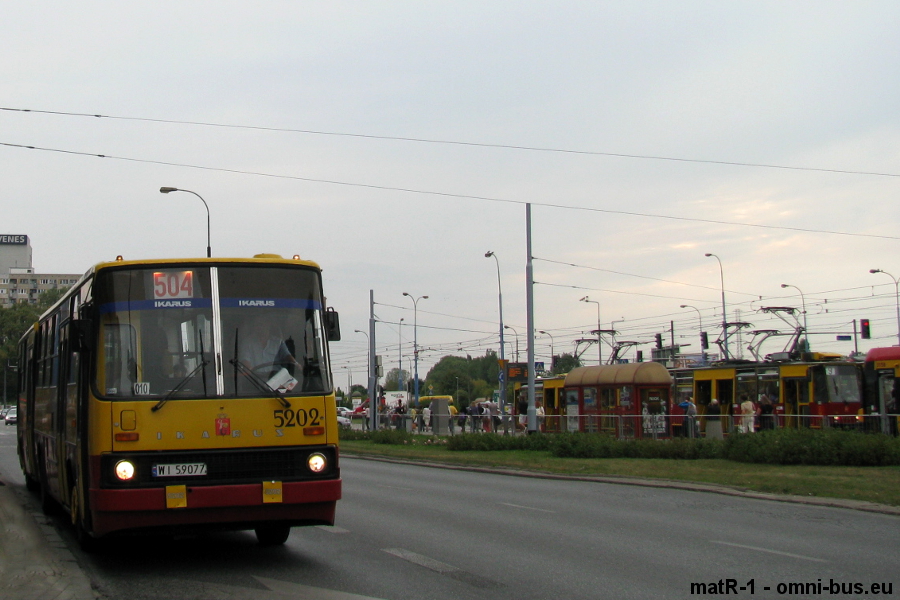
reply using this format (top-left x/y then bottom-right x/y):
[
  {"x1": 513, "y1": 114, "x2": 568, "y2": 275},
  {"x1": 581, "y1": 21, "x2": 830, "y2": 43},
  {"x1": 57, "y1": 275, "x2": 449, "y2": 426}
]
[
  {"x1": 4, "y1": 106, "x2": 900, "y2": 179},
  {"x1": 1, "y1": 141, "x2": 897, "y2": 242}
]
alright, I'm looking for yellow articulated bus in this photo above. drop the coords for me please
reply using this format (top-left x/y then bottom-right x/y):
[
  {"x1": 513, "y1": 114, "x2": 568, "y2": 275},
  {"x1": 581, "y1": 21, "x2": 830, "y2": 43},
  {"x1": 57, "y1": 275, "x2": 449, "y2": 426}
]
[{"x1": 17, "y1": 254, "x2": 342, "y2": 549}]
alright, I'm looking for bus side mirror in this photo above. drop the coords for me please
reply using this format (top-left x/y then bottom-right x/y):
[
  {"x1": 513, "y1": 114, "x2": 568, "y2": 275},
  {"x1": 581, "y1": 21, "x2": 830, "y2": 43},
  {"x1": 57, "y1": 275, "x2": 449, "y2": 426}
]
[
  {"x1": 70, "y1": 319, "x2": 93, "y2": 352},
  {"x1": 324, "y1": 308, "x2": 341, "y2": 342}
]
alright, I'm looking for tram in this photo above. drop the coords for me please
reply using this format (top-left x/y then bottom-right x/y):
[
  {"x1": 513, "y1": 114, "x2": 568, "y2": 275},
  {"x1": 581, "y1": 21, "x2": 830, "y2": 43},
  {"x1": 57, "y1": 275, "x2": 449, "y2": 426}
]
[
  {"x1": 862, "y1": 347, "x2": 900, "y2": 435},
  {"x1": 670, "y1": 352, "x2": 864, "y2": 435}
]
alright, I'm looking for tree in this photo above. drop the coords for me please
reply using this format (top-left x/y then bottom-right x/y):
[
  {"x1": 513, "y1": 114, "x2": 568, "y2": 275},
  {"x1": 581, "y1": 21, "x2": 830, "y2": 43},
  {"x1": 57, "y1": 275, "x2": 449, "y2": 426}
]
[
  {"x1": 423, "y1": 351, "x2": 502, "y2": 408},
  {"x1": 383, "y1": 367, "x2": 408, "y2": 392},
  {"x1": 552, "y1": 352, "x2": 581, "y2": 375},
  {"x1": 0, "y1": 290, "x2": 68, "y2": 404}
]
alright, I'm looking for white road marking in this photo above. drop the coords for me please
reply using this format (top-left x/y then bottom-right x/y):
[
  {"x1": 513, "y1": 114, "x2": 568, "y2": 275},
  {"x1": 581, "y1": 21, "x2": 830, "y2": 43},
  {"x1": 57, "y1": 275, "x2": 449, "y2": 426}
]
[
  {"x1": 254, "y1": 576, "x2": 388, "y2": 599},
  {"x1": 382, "y1": 548, "x2": 459, "y2": 573},
  {"x1": 711, "y1": 541, "x2": 828, "y2": 562},
  {"x1": 499, "y1": 502, "x2": 555, "y2": 513},
  {"x1": 315, "y1": 525, "x2": 350, "y2": 534}
]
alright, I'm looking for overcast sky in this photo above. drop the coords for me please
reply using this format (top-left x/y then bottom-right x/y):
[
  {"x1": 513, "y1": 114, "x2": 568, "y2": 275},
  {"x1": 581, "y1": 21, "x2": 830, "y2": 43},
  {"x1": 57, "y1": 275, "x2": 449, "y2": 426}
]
[{"x1": 3, "y1": 2, "x2": 899, "y2": 383}]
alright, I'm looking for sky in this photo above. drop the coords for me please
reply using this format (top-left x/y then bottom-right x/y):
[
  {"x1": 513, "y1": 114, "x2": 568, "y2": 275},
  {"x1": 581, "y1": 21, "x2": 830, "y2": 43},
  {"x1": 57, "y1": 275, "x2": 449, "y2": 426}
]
[{"x1": 3, "y1": 1, "x2": 900, "y2": 386}]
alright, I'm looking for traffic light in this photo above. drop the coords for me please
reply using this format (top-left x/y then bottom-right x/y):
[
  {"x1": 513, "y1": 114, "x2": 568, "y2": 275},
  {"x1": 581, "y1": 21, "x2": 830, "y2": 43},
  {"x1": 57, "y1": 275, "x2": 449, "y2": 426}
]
[
  {"x1": 861, "y1": 319, "x2": 871, "y2": 339},
  {"x1": 700, "y1": 331, "x2": 709, "y2": 350},
  {"x1": 655, "y1": 333, "x2": 663, "y2": 349}
]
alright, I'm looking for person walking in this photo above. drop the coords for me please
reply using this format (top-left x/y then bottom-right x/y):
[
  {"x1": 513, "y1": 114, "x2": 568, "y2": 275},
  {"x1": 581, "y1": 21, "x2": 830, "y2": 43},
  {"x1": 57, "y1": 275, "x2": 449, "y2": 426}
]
[
  {"x1": 422, "y1": 405, "x2": 431, "y2": 433},
  {"x1": 705, "y1": 398, "x2": 723, "y2": 440},
  {"x1": 684, "y1": 397, "x2": 698, "y2": 438},
  {"x1": 740, "y1": 394, "x2": 757, "y2": 433}
]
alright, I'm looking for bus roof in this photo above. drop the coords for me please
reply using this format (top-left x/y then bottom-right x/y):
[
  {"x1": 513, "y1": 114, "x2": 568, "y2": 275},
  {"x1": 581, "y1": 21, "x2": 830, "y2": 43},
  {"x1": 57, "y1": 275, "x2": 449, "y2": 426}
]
[{"x1": 93, "y1": 254, "x2": 322, "y2": 272}]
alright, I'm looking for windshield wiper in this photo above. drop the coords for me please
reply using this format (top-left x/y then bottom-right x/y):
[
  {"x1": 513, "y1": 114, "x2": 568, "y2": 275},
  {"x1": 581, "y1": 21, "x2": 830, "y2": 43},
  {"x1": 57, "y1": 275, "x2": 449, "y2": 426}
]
[
  {"x1": 229, "y1": 359, "x2": 291, "y2": 408},
  {"x1": 151, "y1": 360, "x2": 209, "y2": 412}
]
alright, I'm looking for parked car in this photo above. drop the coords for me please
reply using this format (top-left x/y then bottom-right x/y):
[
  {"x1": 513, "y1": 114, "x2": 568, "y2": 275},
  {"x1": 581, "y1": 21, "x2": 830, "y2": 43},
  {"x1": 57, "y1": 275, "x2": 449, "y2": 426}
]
[
  {"x1": 0, "y1": 408, "x2": 9, "y2": 420},
  {"x1": 336, "y1": 407, "x2": 353, "y2": 418},
  {"x1": 337, "y1": 415, "x2": 351, "y2": 429},
  {"x1": 4, "y1": 408, "x2": 17, "y2": 426}
]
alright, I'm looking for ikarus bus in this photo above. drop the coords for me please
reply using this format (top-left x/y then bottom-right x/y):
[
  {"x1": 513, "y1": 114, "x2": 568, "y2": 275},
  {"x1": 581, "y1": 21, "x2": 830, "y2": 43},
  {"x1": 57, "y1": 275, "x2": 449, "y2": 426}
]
[{"x1": 17, "y1": 254, "x2": 342, "y2": 549}]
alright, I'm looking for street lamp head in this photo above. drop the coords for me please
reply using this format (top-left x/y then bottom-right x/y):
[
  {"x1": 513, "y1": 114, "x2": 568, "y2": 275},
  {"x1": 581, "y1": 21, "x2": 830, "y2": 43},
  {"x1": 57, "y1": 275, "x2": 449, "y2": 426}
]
[
  {"x1": 679, "y1": 304, "x2": 688, "y2": 308},
  {"x1": 579, "y1": 296, "x2": 589, "y2": 302},
  {"x1": 780, "y1": 283, "x2": 789, "y2": 289},
  {"x1": 870, "y1": 269, "x2": 882, "y2": 274},
  {"x1": 402, "y1": 292, "x2": 410, "y2": 297},
  {"x1": 159, "y1": 186, "x2": 178, "y2": 194},
  {"x1": 704, "y1": 253, "x2": 712, "y2": 257},
  {"x1": 485, "y1": 251, "x2": 494, "y2": 258}
]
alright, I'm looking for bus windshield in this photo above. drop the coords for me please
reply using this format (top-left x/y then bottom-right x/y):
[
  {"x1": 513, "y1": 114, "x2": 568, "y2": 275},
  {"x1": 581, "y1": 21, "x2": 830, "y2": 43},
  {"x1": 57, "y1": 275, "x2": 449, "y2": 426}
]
[{"x1": 95, "y1": 264, "x2": 331, "y2": 400}]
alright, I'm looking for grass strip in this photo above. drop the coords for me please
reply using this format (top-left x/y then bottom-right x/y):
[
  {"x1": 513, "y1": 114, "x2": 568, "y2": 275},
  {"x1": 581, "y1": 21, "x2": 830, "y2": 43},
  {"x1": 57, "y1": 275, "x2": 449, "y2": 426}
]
[{"x1": 340, "y1": 439, "x2": 900, "y2": 507}]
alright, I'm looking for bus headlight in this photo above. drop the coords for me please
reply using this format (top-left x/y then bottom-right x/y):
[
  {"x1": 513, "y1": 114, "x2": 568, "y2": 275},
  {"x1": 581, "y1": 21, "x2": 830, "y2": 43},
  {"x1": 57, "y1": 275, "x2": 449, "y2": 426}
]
[
  {"x1": 307, "y1": 453, "x2": 327, "y2": 474},
  {"x1": 115, "y1": 460, "x2": 136, "y2": 481}
]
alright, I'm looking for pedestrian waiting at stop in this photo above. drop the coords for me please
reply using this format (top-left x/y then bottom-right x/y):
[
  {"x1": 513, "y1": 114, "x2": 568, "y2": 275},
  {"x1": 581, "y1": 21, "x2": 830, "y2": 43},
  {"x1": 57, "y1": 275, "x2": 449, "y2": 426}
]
[
  {"x1": 679, "y1": 397, "x2": 698, "y2": 438},
  {"x1": 705, "y1": 398, "x2": 723, "y2": 440}
]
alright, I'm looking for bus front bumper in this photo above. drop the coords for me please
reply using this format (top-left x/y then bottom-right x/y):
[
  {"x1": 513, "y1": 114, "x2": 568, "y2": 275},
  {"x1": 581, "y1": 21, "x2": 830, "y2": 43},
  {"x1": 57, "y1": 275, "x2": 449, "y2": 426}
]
[{"x1": 88, "y1": 478, "x2": 341, "y2": 537}]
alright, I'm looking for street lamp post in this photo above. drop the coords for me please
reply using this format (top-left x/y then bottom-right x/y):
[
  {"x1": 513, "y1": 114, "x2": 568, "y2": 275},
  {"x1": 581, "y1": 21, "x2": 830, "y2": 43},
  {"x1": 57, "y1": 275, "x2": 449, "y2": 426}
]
[
  {"x1": 504, "y1": 325, "x2": 520, "y2": 362},
  {"x1": 870, "y1": 269, "x2": 900, "y2": 346},
  {"x1": 485, "y1": 251, "x2": 506, "y2": 414},
  {"x1": 580, "y1": 296, "x2": 601, "y2": 364},
  {"x1": 680, "y1": 304, "x2": 706, "y2": 364},
  {"x1": 704, "y1": 253, "x2": 729, "y2": 360},
  {"x1": 354, "y1": 329, "x2": 370, "y2": 381},
  {"x1": 403, "y1": 293, "x2": 428, "y2": 407},
  {"x1": 398, "y1": 318, "x2": 404, "y2": 392},
  {"x1": 538, "y1": 330, "x2": 555, "y2": 371},
  {"x1": 159, "y1": 187, "x2": 212, "y2": 257},
  {"x1": 780, "y1": 283, "x2": 809, "y2": 351}
]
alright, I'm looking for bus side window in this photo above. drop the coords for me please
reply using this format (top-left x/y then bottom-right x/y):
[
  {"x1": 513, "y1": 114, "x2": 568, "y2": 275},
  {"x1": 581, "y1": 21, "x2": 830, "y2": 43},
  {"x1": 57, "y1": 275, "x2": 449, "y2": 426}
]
[{"x1": 103, "y1": 323, "x2": 138, "y2": 396}]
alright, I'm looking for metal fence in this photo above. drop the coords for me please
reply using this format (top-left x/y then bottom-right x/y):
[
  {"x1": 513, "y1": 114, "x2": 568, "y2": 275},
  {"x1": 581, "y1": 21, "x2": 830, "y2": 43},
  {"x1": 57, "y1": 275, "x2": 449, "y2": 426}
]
[{"x1": 344, "y1": 411, "x2": 899, "y2": 438}]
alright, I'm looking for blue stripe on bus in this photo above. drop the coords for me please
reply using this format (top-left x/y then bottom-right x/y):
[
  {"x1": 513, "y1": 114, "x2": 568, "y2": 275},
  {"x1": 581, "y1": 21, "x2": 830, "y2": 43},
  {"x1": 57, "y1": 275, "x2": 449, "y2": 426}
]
[
  {"x1": 98, "y1": 298, "x2": 320, "y2": 313},
  {"x1": 99, "y1": 299, "x2": 214, "y2": 313},
  {"x1": 219, "y1": 298, "x2": 322, "y2": 310}
]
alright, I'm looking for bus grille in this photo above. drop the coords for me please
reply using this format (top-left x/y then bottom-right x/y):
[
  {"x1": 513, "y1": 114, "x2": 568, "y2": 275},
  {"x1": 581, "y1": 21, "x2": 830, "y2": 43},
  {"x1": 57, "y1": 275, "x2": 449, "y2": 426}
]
[{"x1": 100, "y1": 446, "x2": 338, "y2": 488}]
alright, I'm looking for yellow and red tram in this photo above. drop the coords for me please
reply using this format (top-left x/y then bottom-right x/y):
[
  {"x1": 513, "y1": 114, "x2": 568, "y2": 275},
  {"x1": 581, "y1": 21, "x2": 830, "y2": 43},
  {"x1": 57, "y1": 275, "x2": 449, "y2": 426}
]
[{"x1": 671, "y1": 353, "x2": 864, "y2": 434}]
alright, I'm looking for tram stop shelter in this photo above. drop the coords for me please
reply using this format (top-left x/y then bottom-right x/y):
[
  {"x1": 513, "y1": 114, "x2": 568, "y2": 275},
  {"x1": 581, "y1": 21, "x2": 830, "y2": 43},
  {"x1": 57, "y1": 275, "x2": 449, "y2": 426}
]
[{"x1": 563, "y1": 362, "x2": 673, "y2": 439}]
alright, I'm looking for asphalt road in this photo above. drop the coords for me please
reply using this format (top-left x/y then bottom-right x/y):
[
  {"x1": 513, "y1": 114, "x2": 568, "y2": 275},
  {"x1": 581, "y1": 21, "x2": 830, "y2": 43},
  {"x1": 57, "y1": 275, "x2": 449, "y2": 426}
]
[{"x1": 0, "y1": 427, "x2": 896, "y2": 600}]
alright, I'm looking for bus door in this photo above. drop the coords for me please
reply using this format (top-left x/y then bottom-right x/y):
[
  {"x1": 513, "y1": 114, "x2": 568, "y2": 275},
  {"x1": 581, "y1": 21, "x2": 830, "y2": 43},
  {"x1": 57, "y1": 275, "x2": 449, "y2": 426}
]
[
  {"x1": 54, "y1": 316, "x2": 73, "y2": 505},
  {"x1": 582, "y1": 387, "x2": 598, "y2": 433},
  {"x1": 18, "y1": 334, "x2": 38, "y2": 487},
  {"x1": 694, "y1": 379, "x2": 712, "y2": 435},
  {"x1": 782, "y1": 377, "x2": 810, "y2": 428},
  {"x1": 875, "y1": 369, "x2": 898, "y2": 435},
  {"x1": 543, "y1": 385, "x2": 561, "y2": 433},
  {"x1": 57, "y1": 295, "x2": 87, "y2": 514},
  {"x1": 714, "y1": 378, "x2": 734, "y2": 433},
  {"x1": 598, "y1": 387, "x2": 617, "y2": 436},
  {"x1": 564, "y1": 388, "x2": 579, "y2": 433}
]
